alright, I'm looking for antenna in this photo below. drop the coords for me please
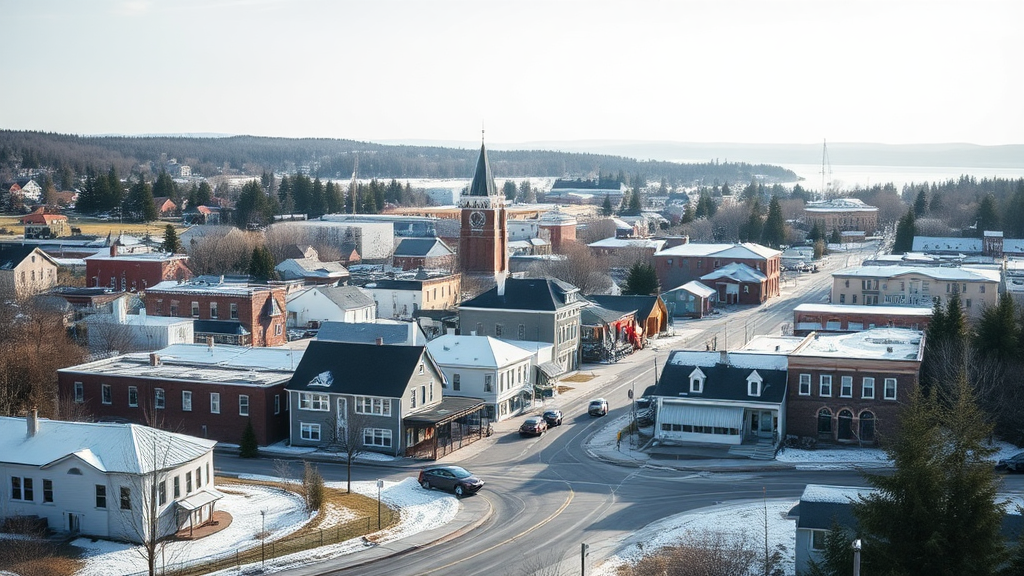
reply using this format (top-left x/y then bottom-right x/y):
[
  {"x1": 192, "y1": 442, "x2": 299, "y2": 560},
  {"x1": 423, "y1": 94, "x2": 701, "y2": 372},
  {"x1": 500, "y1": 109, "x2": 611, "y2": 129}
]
[
  {"x1": 481, "y1": 121, "x2": 485, "y2": 144},
  {"x1": 820, "y1": 139, "x2": 832, "y2": 201}
]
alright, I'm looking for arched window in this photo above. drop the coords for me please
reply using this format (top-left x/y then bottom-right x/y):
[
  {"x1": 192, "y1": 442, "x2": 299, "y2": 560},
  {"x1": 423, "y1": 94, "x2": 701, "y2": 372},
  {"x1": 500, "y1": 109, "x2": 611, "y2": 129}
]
[
  {"x1": 837, "y1": 409, "x2": 854, "y2": 441},
  {"x1": 817, "y1": 408, "x2": 832, "y2": 435},
  {"x1": 859, "y1": 411, "x2": 876, "y2": 443},
  {"x1": 67, "y1": 468, "x2": 83, "y2": 475}
]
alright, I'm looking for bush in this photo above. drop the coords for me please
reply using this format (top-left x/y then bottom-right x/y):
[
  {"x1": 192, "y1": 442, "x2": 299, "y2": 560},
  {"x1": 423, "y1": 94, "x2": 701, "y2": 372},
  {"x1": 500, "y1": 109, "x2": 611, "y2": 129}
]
[
  {"x1": 302, "y1": 461, "x2": 325, "y2": 514},
  {"x1": 239, "y1": 419, "x2": 259, "y2": 458}
]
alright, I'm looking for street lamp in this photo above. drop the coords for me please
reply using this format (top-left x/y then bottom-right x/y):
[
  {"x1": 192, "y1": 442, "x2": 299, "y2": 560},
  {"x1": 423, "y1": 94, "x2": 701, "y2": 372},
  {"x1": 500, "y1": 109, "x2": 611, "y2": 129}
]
[
  {"x1": 260, "y1": 509, "x2": 266, "y2": 567},
  {"x1": 851, "y1": 538, "x2": 862, "y2": 576},
  {"x1": 376, "y1": 479, "x2": 384, "y2": 530}
]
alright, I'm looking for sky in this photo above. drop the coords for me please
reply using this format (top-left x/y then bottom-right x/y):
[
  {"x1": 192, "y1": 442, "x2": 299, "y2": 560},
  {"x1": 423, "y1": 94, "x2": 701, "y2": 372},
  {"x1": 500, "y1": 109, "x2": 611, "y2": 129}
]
[{"x1": 1, "y1": 0, "x2": 1021, "y2": 146}]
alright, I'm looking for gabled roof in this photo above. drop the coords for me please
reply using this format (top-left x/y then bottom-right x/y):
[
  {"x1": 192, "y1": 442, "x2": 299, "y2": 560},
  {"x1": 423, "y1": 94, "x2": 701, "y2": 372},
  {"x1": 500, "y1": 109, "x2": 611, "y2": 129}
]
[
  {"x1": 588, "y1": 237, "x2": 666, "y2": 250},
  {"x1": 653, "y1": 350, "x2": 788, "y2": 403},
  {"x1": 286, "y1": 341, "x2": 429, "y2": 398},
  {"x1": 466, "y1": 143, "x2": 497, "y2": 197},
  {"x1": 0, "y1": 244, "x2": 58, "y2": 270},
  {"x1": 671, "y1": 280, "x2": 716, "y2": 298},
  {"x1": 308, "y1": 285, "x2": 375, "y2": 311},
  {"x1": 394, "y1": 237, "x2": 454, "y2": 258},
  {"x1": 581, "y1": 303, "x2": 634, "y2": 326},
  {"x1": 460, "y1": 277, "x2": 581, "y2": 312},
  {"x1": 587, "y1": 294, "x2": 662, "y2": 322},
  {"x1": 426, "y1": 334, "x2": 533, "y2": 368},
  {"x1": 655, "y1": 242, "x2": 779, "y2": 260},
  {"x1": 700, "y1": 262, "x2": 768, "y2": 283},
  {"x1": 0, "y1": 416, "x2": 215, "y2": 474},
  {"x1": 316, "y1": 320, "x2": 424, "y2": 345},
  {"x1": 275, "y1": 257, "x2": 350, "y2": 280}
]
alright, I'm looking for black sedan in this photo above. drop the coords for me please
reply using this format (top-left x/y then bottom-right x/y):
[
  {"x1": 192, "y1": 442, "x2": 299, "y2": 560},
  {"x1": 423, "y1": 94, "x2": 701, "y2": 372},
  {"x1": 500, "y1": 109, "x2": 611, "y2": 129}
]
[
  {"x1": 542, "y1": 409, "x2": 563, "y2": 427},
  {"x1": 519, "y1": 416, "x2": 548, "y2": 437},
  {"x1": 418, "y1": 465, "x2": 485, "y2": 496}
]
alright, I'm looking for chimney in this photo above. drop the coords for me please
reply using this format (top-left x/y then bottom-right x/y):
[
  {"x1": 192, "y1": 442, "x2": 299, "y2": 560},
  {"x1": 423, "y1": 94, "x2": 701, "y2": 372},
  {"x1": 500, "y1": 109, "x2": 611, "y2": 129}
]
[
  {"x1": 719, "y1": 350, "x2": 729, "y2": 364},
  {"x1": 150, "y1": 353, "x2": 160, "y2": 366},
  {"x1": 26, "y1": 409, "x2": 38, "y2": 438},
  {"x1": 376, "y1": 337, "x2": 384, "y2": 346},
  {"x1": 109, "y1": 243, "x2": 117, "y2": 257},
  {"x1": 496, "y1": 272, "x2": 507, "y2": 297},
  {"x1": 446, "y1": 327, "x2": 456, "y2": 336},
  {"x1": 409, "y1": 322, "x2": 417, "y2": 345}
]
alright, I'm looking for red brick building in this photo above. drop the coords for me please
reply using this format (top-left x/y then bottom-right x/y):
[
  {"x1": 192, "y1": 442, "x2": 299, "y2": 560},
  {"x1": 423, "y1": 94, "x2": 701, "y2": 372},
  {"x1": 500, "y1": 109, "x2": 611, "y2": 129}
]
[
  {"x1": 57, "y1": 344, "x2": 300, "y2": 446},
  {"x1": 144, "y1": 280, "x2": 288, "y2": 347},
  {"x1": 458, "y1": 143, "x2": 509, "y2": 276},
  {"x1": 653, "y1": 242, "x2": 781, "y2": 301},
  {"x1": 537, "y1": 208, "x2": 577, "y2": 253},
  {"x1": 786, "y1": 328, "x2": 924, "y2": 445},
  {"x1": 792, "y1": 303, "x2": 932, "y2": 336},
  {"x1": 86, "y1": 248, "x2": 192, "y2": 292}
]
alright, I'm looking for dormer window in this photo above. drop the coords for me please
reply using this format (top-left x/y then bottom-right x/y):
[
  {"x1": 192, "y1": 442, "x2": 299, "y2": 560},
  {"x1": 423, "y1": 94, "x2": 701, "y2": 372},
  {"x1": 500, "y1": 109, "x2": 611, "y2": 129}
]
[
  {"x1": 689, "y1": 367, "x2": 706, "y2": 394},
  {"x1": 747, "y1": 370, "x2": 763, "y2": 397}
]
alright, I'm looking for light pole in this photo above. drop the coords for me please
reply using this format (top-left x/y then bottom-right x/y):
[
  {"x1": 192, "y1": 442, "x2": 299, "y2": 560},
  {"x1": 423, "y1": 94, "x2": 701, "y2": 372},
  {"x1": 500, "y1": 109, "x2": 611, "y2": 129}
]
[
  {"x1": 851, "y1": 538, "x2": 862, "y2": 576},
  {"x1": 260, "y1": 509, "x2": 266, "y2": 567},
  {"x1": 376, "y1": 479, "x2": 384, "y2": 530}
]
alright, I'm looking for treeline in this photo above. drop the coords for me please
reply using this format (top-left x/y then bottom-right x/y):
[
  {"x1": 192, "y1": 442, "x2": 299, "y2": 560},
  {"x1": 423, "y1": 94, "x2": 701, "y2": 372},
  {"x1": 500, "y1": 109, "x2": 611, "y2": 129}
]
[{"x1": 0, "y1": 130, "x2": 798, "y2": 186}]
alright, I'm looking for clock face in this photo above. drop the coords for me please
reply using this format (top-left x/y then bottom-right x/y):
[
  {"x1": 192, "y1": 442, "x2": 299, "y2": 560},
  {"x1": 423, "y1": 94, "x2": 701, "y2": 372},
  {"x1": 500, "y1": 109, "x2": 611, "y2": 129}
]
[{"x1": 470, "y1": 210, "x2": 486, "y2": 228}]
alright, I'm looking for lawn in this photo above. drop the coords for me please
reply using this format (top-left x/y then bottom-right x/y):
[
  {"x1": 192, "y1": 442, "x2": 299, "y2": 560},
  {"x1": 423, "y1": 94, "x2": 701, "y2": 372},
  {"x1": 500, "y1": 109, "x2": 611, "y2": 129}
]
[{"x1": 0, "y1": 214, "x2": 187, "y2": 239}]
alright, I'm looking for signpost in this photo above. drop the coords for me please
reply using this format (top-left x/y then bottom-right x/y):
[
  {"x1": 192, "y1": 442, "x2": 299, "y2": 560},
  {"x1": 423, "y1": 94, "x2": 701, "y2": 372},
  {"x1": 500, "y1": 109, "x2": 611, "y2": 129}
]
[{"x1": 376, "y1": 479, "x2": 384, "y2": 530}]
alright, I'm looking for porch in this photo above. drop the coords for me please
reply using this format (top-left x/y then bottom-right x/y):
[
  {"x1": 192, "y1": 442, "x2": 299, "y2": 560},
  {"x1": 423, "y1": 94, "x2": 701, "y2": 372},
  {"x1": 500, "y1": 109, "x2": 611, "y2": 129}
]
[{"x1": 403, "y1": 397, "x2": 489, "y2": 460}]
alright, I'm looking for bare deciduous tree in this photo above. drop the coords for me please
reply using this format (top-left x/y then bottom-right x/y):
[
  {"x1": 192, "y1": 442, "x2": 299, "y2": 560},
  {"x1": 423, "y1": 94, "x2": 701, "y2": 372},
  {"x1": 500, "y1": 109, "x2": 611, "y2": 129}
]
[
  {"x1": 528, "y1": 241, "x2": 612, "y2": 295},
  {"x1": 616, "y1": 531, "x2": 758, "y2": 576}
]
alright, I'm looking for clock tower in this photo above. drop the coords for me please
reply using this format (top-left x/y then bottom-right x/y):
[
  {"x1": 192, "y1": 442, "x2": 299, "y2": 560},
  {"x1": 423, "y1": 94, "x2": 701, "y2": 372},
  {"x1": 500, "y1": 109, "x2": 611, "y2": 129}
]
[{"x1": 459, "y1": 141, "x2": 508, "y2": 277}]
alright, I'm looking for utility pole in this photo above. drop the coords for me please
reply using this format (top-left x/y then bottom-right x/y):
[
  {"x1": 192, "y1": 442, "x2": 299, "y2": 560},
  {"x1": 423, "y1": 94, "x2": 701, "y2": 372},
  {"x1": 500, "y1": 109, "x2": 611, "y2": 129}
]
[{"x1": 581, "y1": 542, "x2": 589, "y2": 576}]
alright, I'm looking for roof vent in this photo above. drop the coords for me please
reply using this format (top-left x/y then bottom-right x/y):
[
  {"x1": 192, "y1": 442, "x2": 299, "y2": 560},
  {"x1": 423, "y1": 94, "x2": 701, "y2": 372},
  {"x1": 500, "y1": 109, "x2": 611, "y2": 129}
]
[
  {"x1": 886, "y1": 346, "x2": 893, "y2": 353},
  {"x1": 376, "y1": 337, "x2": 384, "y2": 346}
]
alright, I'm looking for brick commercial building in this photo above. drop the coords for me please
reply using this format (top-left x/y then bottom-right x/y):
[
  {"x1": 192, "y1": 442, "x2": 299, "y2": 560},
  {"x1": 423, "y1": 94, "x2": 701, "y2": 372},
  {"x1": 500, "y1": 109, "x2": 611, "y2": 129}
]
[
  {"x1": 144, "y1": 279, "x2": 288, "y2": 347},
  {"x1": 803, "y1": 198, "x2": 878, "y2": 234},
  {"x1": 792, "y1": 303, "x2": 932, "y2": 336},
  {"x1": 830, "y1": 265, "x2": 999, "y2": 319},
  {"x1": 85, "y1": 248, "x2": 192, "y2": 292},
  {"x1": 57, "y1": 344, "x2": 302, "y2": 446},
  {"x1": 653, "y1": 242, "x2": 781, "y2": 302}
]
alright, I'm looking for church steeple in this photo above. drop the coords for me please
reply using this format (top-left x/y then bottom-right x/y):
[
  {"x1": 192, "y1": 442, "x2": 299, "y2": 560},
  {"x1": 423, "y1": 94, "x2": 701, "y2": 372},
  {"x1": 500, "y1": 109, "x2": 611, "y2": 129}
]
[{"x1": 466, "y1": 142, "x2": 497, "y2": 197}]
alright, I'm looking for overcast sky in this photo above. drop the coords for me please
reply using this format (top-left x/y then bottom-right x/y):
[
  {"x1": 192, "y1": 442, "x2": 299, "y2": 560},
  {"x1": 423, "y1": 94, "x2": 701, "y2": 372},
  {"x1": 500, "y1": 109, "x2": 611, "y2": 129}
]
[{"x1": 2, "y1": 0, "x2": 1021, "y2": 146}]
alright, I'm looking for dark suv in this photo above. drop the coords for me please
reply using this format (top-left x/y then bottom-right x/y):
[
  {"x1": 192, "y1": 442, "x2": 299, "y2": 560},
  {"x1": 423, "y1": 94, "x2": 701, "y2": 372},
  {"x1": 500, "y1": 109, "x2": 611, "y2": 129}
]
[{"x1": 418, "y1": 465, "x2": 484, "y2": 497}]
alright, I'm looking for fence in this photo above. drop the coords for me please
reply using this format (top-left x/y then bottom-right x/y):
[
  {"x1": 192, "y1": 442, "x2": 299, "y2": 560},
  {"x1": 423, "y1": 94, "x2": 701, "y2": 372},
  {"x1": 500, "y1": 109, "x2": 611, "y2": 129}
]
[{"x1": 125, "y1": 508, "x2": 399, "y2": 576}]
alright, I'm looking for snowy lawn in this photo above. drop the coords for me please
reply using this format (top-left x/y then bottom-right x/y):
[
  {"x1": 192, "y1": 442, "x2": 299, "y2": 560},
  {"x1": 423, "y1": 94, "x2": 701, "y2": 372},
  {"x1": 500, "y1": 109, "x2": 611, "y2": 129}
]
[
  {"x1": 776, "y1": 439, "x2": 1022, "y2": 470},
  {"x1": 254, "y1": 441, "x2": 398, "y2": 463},
  {"x1": 74, "y1": 483, "x2": 309, "y2": 576},
  {"x1": 593, "y1": 500, "x2": 798, "y2": 576}
]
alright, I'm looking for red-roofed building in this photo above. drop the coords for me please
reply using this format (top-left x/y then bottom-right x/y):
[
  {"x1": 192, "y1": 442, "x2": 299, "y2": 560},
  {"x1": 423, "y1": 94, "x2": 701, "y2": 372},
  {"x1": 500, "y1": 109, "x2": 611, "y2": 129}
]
[{"x1": 21, "y1": 212, "x2": 71, "y2": 238}]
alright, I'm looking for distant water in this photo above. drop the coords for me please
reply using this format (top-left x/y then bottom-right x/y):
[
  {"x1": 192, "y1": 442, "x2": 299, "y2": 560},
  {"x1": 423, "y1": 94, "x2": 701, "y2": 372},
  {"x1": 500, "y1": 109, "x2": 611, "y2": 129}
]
[{"x1": 782, "y1": 163, "x2": 1024, "y2": 191}]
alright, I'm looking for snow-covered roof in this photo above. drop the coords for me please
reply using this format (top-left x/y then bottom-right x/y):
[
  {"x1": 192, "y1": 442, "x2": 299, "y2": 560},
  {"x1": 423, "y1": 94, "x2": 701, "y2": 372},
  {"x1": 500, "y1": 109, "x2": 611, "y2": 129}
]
[
  {"x1": 275, "y1": 257, "x2": 349, "y2": 279},
  {"x1": 538, "y1": 207, "x2": 577, "y2": 225},
  {"x1": 674, "y1": 280, "x2": 716, "y2": 298},
  {"x1": 655, "y1": 242, "x2": 779, "y2": 260},
  {"x1": 148, "y1": 280, "x2": 283, "y2": 296},
  {"x1": 666, "y1": 350, "x2": 788, "y2": 372},
  {"x1": 793, "y1": 327, "x2": 924, "y2": 361},
  {"x1": 587, "y1": 237, "x2": 666, "y2": 250},
  {"x1": 804, "y1": 198, "x2": 878, "y2": 213},
  {"x1": 84, "y1": 252, "x2": 188, "y2": 263},
  {"x1": 426, "y1": 334, "x2": 534, "y2": 368},
  {"x1": 793, "y1": 303, "x2": 933, "y2": 316},
  {"x1": 912, "y1": 236, "x2": 983, "y2": 254},
  {"x1": 832, "y1": 265, "x2": 1000, "y2": 283},
  {"x1": 800, "y1": 484, "x2": 872, "y2": 504},
  {"x1": 741, "y1": 335, "x2": 807, "y2": 354},
  {"x1": 700, "y1": 261, "x2": 768, "y2": 283},
  {"x1": 0, "y1": 416, "x2": 215, "y2": 474}
]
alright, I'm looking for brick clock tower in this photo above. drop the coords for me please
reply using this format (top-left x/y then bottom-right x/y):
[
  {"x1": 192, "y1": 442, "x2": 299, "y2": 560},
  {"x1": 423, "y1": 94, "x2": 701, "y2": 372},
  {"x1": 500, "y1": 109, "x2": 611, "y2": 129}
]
[{"x1": 459, "y1": 141, "x2": 508, "y2": 277}]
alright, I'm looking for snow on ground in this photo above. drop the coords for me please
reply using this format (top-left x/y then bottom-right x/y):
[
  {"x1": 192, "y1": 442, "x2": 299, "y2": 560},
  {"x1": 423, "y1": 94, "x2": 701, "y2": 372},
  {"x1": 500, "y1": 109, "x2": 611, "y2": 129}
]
[
  {"x1": 251, "y1": 441, "x2": 398, "y2": 463},
  {"x1": 776, "y1": 439, "x2": 1022, "y2": 470},
  {"x1": 74, "y1": 484, "x2": 309, "y2": 576},
  {"x1": 593, "y1": 499, "x2": 798, "y2": 576}
]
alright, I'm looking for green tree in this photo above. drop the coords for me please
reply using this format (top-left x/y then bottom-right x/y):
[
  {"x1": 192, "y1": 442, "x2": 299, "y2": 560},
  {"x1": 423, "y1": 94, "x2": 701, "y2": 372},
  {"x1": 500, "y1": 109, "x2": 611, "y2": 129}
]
[
  {"x1": 309, "y1": 177, "x2": 327, "y2": 218},
  {"x1": 741, "y1": 199, "x2": 764, "y2": 243},
  {"x1": 624, "y1": 187, "x2": 643, "y2": 216},
  {"x1": 247, "y1": 245, "x2": 277, "y2": 282},
  {"x1": 239, "y1": 419, "x2": 259, "y2": 458},
  {"x1": 195, "y1": 181, "x2": 213, "y2": 207},
  {"x1": 893, "y1": 210, "x2": 917, "y2": 254},
  {"x1": 1004, "y1": 183, "x2": 1024, "y2": 238},
  {"x1": 519, "y1": 180, "x2": 535, "y2": 203},
  {"x1": 601, "y1": 194, "x2": 613, "y2": 217},
  {"x1": 621, "y1": 261, "x2": 659, "y2": 295},
  {"x1": 152, "y1": 171, "x2": 178, "y2": 204},
  {"x1": 807, "y1": 221, "x2": 825, "y2": 243},
  {"x1": 974, "y1": 294, "x2": 1018, "y2": 361},
  {"x1": 681, "y1": 203, "x2": 695, "y2": 224},
  {"x1": 125, "y1": 178, "x2": 157, "y2": 222},
  {"x1": 829, "y1": 228, "x2": 842, "y2": 244},
  {"x1": 804, "y1": 520, "x2": 854, "y2": 576},
  {"x1": 277, "y1": 175, "x2": 294, "y2": 213},
  {"x1": 162, "y1": 224, "x2": 181, "y2": 253},
  {"x1": 976, "y1": 193, "x2": 1000, "y2": 236},
  {"x1": 854, "y1": 377, "x2": 1006, "y2": 576},
  {"x1": 761, "y1": 196, "x2": 785, "y2": 248},
  {"x1": 325, "y1": 181, "x2": 342, "y2": 214},
  {"x1": 502, "y1": 180, "x2": 517, "y2": 200},
  {"x1": 41, "y1": 173, "x2": 58, "y2": 206},
  {"x1": 234, "y1": 181, "x2": 274, "y2": 229},
  {"x1": 913, "y1": 188, "x2": 928, "y2": 217}
]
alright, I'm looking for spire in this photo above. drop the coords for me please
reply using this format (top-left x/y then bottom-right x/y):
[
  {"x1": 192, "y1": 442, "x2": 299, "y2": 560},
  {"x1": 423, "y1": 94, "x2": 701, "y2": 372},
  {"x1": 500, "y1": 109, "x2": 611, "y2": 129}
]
[{"x1": 467, "y1": 142, "x2": 497, "y2": 197}]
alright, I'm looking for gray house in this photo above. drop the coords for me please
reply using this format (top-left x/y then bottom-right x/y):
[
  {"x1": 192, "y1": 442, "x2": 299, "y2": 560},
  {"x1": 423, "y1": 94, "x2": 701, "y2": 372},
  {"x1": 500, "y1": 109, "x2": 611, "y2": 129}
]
[
  {"x1": 458, "y1": 277, "x2": 586, "y2": 373},
  {"x1": 285, "y1": 341, "x2": 485, "y2": 458}
]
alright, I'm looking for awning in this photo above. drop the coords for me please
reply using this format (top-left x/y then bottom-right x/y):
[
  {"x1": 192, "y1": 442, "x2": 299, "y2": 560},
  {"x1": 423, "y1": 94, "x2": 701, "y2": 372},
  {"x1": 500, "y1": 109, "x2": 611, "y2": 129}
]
[
  {"x1": 538, "y1": 362, "x2": 562, "y2": 378},
  {"x1": 660, "y1": 403, "x2": 744, "y2": 429},
  {"x1": 176, "y1": 488, "x2": 224, "y2": 511}
]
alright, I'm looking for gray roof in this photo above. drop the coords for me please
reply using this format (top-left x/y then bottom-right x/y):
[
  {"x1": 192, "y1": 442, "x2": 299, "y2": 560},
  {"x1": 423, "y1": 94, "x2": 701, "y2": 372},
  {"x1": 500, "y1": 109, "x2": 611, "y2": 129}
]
[
  {"x1": 316, "y1": 320, "x2": 424, "y2": 345},
  {"x1": 466, "y1": 143, "x2": 497, "y2": 197},
  {"x1": 460, "y1": 277, "x2": 581, "y2": 312},
  {"x1": 654, "y1": 350, "x2": 788, "y2": 403},
  {"x1": 394, "y1": 238, "x2": 454, "y2": 258},
  {"x1": 582, "y1": 303, "x2": 634, "y2": 326},
  {"x1": 286, "y1": 341, "x2": 429, "y2": 398},
  {"x1": 315, "y1": 285, "x2": 375, "y2": 311},
  {"x1": 275, "y1": 257, "x2": 350, "y2": 280}
]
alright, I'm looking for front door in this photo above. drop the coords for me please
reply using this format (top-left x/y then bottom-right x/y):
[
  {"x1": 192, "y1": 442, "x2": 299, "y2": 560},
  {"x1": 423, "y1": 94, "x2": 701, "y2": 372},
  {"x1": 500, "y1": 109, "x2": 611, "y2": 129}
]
[
  {"x1": 757, "y1": 410, "x2": 773, "y2": 438},
  {"x1": 336, "y1": 397, "x2": 347, "y2": 444},
  {"x1": 67, "y1": 513, "x2": 80, "y2": 534}
]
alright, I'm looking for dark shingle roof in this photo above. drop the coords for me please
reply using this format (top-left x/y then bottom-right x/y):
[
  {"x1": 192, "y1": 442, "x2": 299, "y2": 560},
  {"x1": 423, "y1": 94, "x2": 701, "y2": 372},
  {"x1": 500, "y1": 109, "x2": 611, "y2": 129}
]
[
  {"x1": 653, "y1": 352, "x2": 788, "y2": 403},
  {"x1": 286, "y1": 341, "x2": 426, "y2": 398},
  {"x1": 0, "y1": 244, "x2": 49, "y2": 270},
  {"x1": 460, "y1": 277, "x2": 580, "y2": 312},
  {"x1": 316, "y1": 321, "x2": 424, "y2": 345},
  {"x1": 587, "y1": 295, "x2": 659, "y2": 322},
  {"x1": 466, "y1": 143, "x2": 497, "y2": 197},
  {"x1": 581, "y1": 304, "x2": 632, "y2": 326},
  {"x1": 394, "y1": 238, "x2": 453, "y2": 258}
]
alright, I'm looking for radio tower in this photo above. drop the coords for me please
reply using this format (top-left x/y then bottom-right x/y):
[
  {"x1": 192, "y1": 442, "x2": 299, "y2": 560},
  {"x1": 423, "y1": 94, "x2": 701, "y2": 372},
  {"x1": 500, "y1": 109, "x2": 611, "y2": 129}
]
[{"x1": 819, "y1": 139, "x2": 833, "y2": 201}]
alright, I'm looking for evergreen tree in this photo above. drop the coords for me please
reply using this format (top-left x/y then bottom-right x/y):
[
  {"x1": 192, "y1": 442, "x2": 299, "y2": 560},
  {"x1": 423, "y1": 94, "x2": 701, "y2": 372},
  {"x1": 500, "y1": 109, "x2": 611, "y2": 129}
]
[
  {"x1": 309, "y1": 177, "x2": 326, "y2": 218},
  {"x1": 277, "y1": 175, "x2": 294, "y2": 214},
  {"x1": 829, "y1": 228, "x2": 842, "y2": 244},
  {"x1": 601, "y1": 194, "x2": 613, "y2": 217},
  {"x1": 681, "y1": 203, "x2": 695, "y2": 224},
  {"x1": 152, "y1": 171, "x2": 177, "y2": 204},
  {"x1": 125, "y1": 178, "x2": 157, "y2": 222},
  {"x1": 42, "y1": 173, "x2": 58, "y2": 206},
  {"x1": 807, "y1": 221, "x2": 824, "y2": 243},
  {"x1": 239, "y1": 420, "x2": 259, "y2": 458},
  {"x1": 624, "y1": 187, "x2": 643, "y2": 216},
  {"x1": 235, "y1": 180, "x2": 273, "y2": 229},
  {"x1": 913, "y1": 188, "x2": 928, "y2": 217},
  {"x1": 621, "y1": 261, "x2": 660, "y2": 295},
  {"x1": 721, "y1": 182, "x2": 731, "y2": 196},
  {"x1": 974, "y1": 293, "x2": 1018, "y2": 360},
  {"x1": 761, "y1": 196, "x2": 785, "y2": 248},
  {"x1": 292, "y1": 173, "x2": 313, "y2": 214},
  {"x1": 618, "y1": 189, "x2": 631, "y2": 214},
  {"x1": 893, "y1": 210, "x2": 917, "y2": 254},
  {"x1": 247, "y1": 245, "x2": 277, "y2": 282},
  {"x1": 502, "y1": 180, "x2": 517, "y2": 200},
  {"x1": 1004, "y1": 183, "x2": 1024, "y2": 238},
  {"x1": 325, "y1": 181, "x2": 341, "y2": 214},
  {"x1": 976, "y1": 193, "x2": 1000, "y2": 236},
  {"x1": 741, "y1": 199, "x2": 764, "y2": 243},
  {"x1": 854, "y1": 377, "x2": 1005, "y2": 576},
  {"x1": 195, "y1": 181, "x2": 213, "y2": 207},
  {"x1": 519, "y1": 180, "x2": 535, "y2": 203},
  {"x1": 929, "y1": 192, "x2": 944, "y2": 215},
  {"x1": 106, "y1": 166, "x2": 124, "y2": 214},
  {"x1": 804, "y1": 520, "x2": 854, "y2": 576},
  {"x1": 162, "y1": 224, "x2": 181, "y2": 253}
]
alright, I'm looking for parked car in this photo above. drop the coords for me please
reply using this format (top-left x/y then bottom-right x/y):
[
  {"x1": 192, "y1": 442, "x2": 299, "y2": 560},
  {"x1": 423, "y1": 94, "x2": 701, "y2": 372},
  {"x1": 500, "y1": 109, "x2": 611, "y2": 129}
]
[
  {"x1": 588, "y1": 398, "x2": 609, "y2": 417},
  {"x1": 542, "y1": 409, "x2": 563, "y2": 427},
  {"x1": 996, "y1": 452, "x2": 1024, "y2": 472},
  {"x1": 418, "y1": 465, "x2": 485, "y2": 496},
  {"x1": 520, "y1": 416, "x2": 548, "y2": 437}
]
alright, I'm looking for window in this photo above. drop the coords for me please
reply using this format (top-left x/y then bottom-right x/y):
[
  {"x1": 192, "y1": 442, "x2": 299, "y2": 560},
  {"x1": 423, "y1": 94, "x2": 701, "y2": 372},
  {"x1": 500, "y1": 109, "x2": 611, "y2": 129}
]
[
  {"x1": 363, "y1": 428, "x2": 393, "y2": 447},
  {"x1": 101, "y1": 384, "x2": 112, "y2": 405},
  {"x1": 840, "y1": 376, "x2": 853, "y2": 398},
  {"x1": 852, "y1": 295, "x2": 857, "y2": 304},
  {"x1": 966, "y1": 298, "x2": 972, "y2": 308},
  {"x1": 980, "y1": 284, "x2": 986, "y2": 293},
  {"x1": 429, "y1": 381, "x2": 434, "y2": 402},
  {"x1": 182, "y1": 391, "x2": 193, "y2": 411},
  {"x1": 300, "y1": 422, "x2": 321, "y2": 441},
  {"x1": 743, "y1": 285, "x2": 749, "y2": 294},
  {"x1": 798, "y1": 374, "x2": 811, "y2": 396},
  {"x1": 862, "y1": 377, "x2": 875, "y2": 399},
  {"x1": 453, "y1": 373, "x2": 461, "y2": 391},
  {"x1": 410, "y1": 389, "x2": 417, "y2": 408},
  {"x1": 210, "y1": 302, "x2": 218, "y2": 318},
  {"x1": 495, "y1": 324, "x2": 503, "y2": 336},
  {"x1": 839, "y1": 294, "x2": 846, "y2": 304},
  {"x1": 22, "y1": 478, "x2": 33, "y2": 501},
  {"x1": 43, "y1": 479, "x2": 52, "y2": 503},
  {"x1": 747, "y1": 372, "x2": 762, "y2": 397},
  {"x1": 355, "y1": 396, "x2": 391, "y2": 416},
  {"x1": 689, "y1": 367, "x2": 705, "y2": 393},
  {"x1": 210, "y1": 393, "x2": 220, "y2": 413},
  {"x1": 300, "y1": 393, "x2": 330, "y2": 411},
  {"x1": 158, "y1": 481, "x2": 166, "y2": 505},
  {"x1": 186, "y1": 472, "x2": 192, "y2": 494},
  {"x1": 230, "y1": 303, "x2": 238, "y2": 319},
  {"x1": 518, "y1": 324, "x2": 525, "y2": 339},
  {"x1": 819, "y1": 375, "x2": 832, "y2": 397},
  {"x1": 120, "y1": 486, "x2": 131, "y2": 510},
  {"x1": 811, "y1": 530, "x2": 827, "y2": 551},
  {"x1": 96, "y1": 485, "x2": 107, "y2": 508},
  {"x1": 884, "y1": 378, "x2": 897, "y2": 400},
  {"x1": 196, "y1": 467, "x2": 202, "y2": 488},
  {"x1": 817, "y1": 408, "x2": 833, "y2": 435},
  {"x1": 274, "y1": 395, "x2": 280, "y2": 415},
  {"x1": 239, "y1": 395, "x2": 249, "y2": 416},
  {"x1": 484, "y1": 374, "x2": 493, "y2": 393},
  {"x1": 275, "y1": 323, "x2": 283, "y2": 336},
  {"x1": 128, "y1": 386, "x2": 138, "y2": 407},
  {"x1": 74, "y1": 382, "x2": 84, "y2": 403},
  {"x1": 191, "y1": 301, "x2": 199, "y2": 317},
  {"x1": 155, "y1": 388, "x2": 165, "y2": 409},
  {"x1": 11, "y1": 477, "x2": 22, "y2": 500},
  {"x1": 860, "y1": 411, "x2": 876, "y2": 442},
  {"x1": 173, "y1": 476, "x2": 180, "y2": 498}
]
